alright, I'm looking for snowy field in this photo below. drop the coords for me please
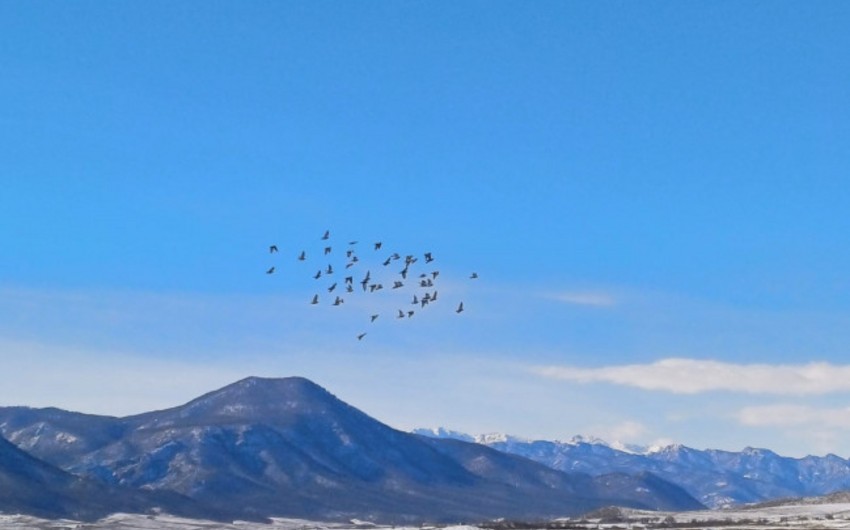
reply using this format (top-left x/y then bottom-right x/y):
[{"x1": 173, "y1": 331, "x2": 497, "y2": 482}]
[{"x1": 4, "y1": 505, "x2": 850, "y2": 530}]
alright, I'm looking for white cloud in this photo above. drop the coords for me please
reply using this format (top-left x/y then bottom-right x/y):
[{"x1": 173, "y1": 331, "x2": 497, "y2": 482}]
[
  {"x1": 737, "y1": 404, "x2": 850, "y2": 429},
  {"x1": 533, "y1": 358, "x2": 850, "y2": 395},
  {"x1": 549, "y1": 291, "x2": 618, "y2": 307}
]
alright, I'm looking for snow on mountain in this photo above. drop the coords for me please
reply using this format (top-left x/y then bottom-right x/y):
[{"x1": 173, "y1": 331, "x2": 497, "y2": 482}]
[{"x1": 413, "y1": 427, "x2": 850, "y2": 508}]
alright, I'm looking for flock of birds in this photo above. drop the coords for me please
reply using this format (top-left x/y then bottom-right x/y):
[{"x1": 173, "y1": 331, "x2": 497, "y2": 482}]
[{"x1": 266, "y1": 230, "x2": 477, "y2": 341}]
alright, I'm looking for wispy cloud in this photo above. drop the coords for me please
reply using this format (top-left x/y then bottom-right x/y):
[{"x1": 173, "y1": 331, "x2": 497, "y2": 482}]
[
  {"x1": 736, "y1": 404, "x2": 850, "y2": 429},
  {"x1": 533, "y1": 358, "x2": 850, "y2": 395},
  {"x1": 547, "y1": 291, "x2": 618, "y2": 307}
]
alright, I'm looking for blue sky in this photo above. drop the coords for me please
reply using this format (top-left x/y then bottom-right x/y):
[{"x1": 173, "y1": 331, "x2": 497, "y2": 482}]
[{"x1": 3, "y1": 2, "x2": 850, "y2": 457}]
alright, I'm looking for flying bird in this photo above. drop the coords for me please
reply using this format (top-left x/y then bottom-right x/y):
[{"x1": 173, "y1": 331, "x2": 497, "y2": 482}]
[
  {"x1": 431, "y1": 271, "x2": 439, "y2": 279},
  {"x1": 357, "y1": 332, "x2": 367, "y2": 341},
  {"x1": 392, "y1": 281, "x2": 404, "y2": 289},
  {"x1": 374, "y1": 242, "x2": 382, "y2": 250},
  {"x1": 322, "y1": 230, "x2": 330, "y2": 240},
  {"x1": 324, "y1": 246, "x2": 332, "y2": 255},
  {"x1": 326, "y1": 264, "x2": 333, "y2": 274},
  {"x1": 424, "y1": 252, "x2": 433, "y2": 263},
  {"x1": 314, "y1": 270, "x2": 322, "y2": 279},
  {"x1": 333, "y1": 296, "x2": 343, "y2": 306},
  {"x1": 470, "y1": 272, "x2": 478, "y2": 279},
  {"x1": 382, "y1": 257, "x2": 392, "y2": 266},
  {"x1": 371, "y1": 314, "x2": 379, "y2": 322},
  {"x1": 397, "y1": 310, "x2": 405, "y2": 319},
  {"x1": 269, "y1": 245, "x2": 278, "y2": 253},
  {"x1": 328, "y1": 283, "x2": 337, "y2": 293},
  {"x1": 407, "y1": 310, "x2": 414, "y2": 318},
  {"x1": 298, "y1": 251, "x2": 306, "y2": 261},
  {"x1": 266, "y1": 266, "x2": 275, "y2": 274},
  {"x1": 456, "y1": 302, "x2": 464, "y2": 313},
  {"x1": 311, "y1": 294, "x2": 319, "y2": 305}
]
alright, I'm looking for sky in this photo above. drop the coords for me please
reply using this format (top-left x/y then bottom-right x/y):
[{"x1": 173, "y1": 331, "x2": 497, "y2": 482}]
[{"x1": 2, "y1": 1, "x2": 850, "y2": 457}]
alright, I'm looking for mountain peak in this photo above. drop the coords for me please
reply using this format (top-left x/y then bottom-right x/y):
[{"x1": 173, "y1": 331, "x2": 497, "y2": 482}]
[{"x1": 130, "y1": 375, "x2": 346, "y2": 428}]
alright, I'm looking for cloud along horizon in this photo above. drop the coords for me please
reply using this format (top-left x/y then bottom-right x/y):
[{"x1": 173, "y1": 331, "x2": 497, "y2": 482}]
[{"x1": 533, "y1": 358, "x2": 850, "y2": 395}]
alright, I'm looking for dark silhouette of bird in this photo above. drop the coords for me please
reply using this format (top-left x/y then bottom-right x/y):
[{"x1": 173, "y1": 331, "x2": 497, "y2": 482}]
[
  {"x1": 324, "y1": 246, "x2": 332, "y2": 255},
  {"x1": 345, "y1": 276, "x2": 353, "y2": 285},
  {"x1": 357, "y1": 332, "x2": 366, "y2": 340},
  {"x1": 374, "y1": 242, "x2": 382, "y2": 250},
  {"x1": 456, "y1": 302, "x2": 464, "y2": 313},
  {"x1": 382, "y1": 257, "x2": 392, "y2": 266},
  {"x1": 431, "y1": 271, "x2": 439, "y2": 279},
  {"x1": 328, "y1": 283, "x2": 337, "y2": 293},
  {"x1": 370, "y1": 314, "x2": 379, "y2": 322},
  {"x1": 346, "y1": 285, "x2": 354, "y2": 293},
  {"x1": 397, "y1": 309, "x2": 405, "y2": 319},
  {"x1": 266, "y1": 266, "x2": 275, "y2": 274},
  {"x1": 407, "y1": 310, "x2": 414, "y2": 318},
  {"x1": 419, "y1": 273, "x2": 427, "y2": 278},
  {"x1": 412, "y1": 294, "x2": 419, "y2": 305},
  {"x1": 432, "y1": 290, "x2": 438, "y2": 301},
  {"x1": 270, "y1": 245, "x2": 278, "y2": 253},
  {"x1": 333, "y1": 296, "x2": 343, "y2": 306},
  {"x1": 400, "y1": 267, "x2": 409, "y2": 279},
  {"x1": 322, "y1": 230, "x2": 330, "y2": 240},
  {"x1": 391, "y1": 253, "x2": 400, "y2": 260},
  {"x1": 424, "y1": 252, "x2": 433, "y2": 263},
  {"x1": 314, "y1": 270, "x2": 322, "y2": 279},
  {"x1": 311, "y1": 294, "x2": 319, "y2": 305},
  {"x1": 349, "y1": 240, "x2": 358, "y2": 245},
  {"x1": 392, "y1": 281, "x2": 403, "y2": 289},
  {"x1": 298, "y1": 251, "x2": 306, "y2": 261},
  {"x1": 326, "y1": 264, "x2": 333, "y2": 274},
  {"x1": 470, "y1": 272, "x2": 478, "y2": 279},
  {"x1": 346, "y1": 250, "x2": 354, "y2": 258}
]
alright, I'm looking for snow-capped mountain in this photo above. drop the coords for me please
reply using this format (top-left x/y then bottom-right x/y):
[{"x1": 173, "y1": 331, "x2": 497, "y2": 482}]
[
  {"x1": 413, "y1": 428, "x2": 850, "y2": 508},
  {"x1": 0, "y1": 377, "x2": 701, "y2": 522}
]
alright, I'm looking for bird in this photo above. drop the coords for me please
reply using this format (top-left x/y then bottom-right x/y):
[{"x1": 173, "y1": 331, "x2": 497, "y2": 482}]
[
  {"x1": 311, "y1": 294, "x2": 319, "y2": 305},
  {"x1": 382, "y1": 257, "x2": 392, "y2": 266},
  {"x1": 456, "y1": 302, "x2": 464, "y2": 313},
  {"x1": 328, "y1": 283, "x2": 337, "y2": 293},
  {"x1": 470, "y1": 272, "x2": 478, "y2": 279},
  {"x1": 374, "y1": 242, "x2": 382, "y2": 250},
  {"x1": 346, "y1": 285, "x2": 354, "y2": 293},
  {"x1": 431, "y1": 271, "x2": 439, "y2": 279},
  {"x1": 397, "y1": 309, "x2": 405, "y2": 319},
  {"x1": 400, "y1": 267, "x2": 409, "y2": 279},
  {"x1": 322, "y1": 230, "x2": 330, "y2": 240},
  {"x1": 333, "y1": 296, "x2": 343, "y2": 306},
  {"x1": 270, "y1": 245, "x2": 279, "y2": 253},
  {"x1": 357, "y1": 332, "x2": 367, "y2": 340},
  {"x1": 349, "y1": 240, "x2": 358, "y2": 245},
  {"x1": 346, "y1": 250, "x2": 354, "y2": 258},
  {"x1": 298, "y1": 251, "x2": 306, "y2": 261},
  {"x1": 431, "y1": 290, "x2": 438, "y2": 301},
  {"x1": 392, "y1": 281, "x2": 403, "y2": 289},
  {"x1": 371, "y1": 314, "x2": 379, "y2": 322},
  {"x1": 391, "y1": 253, "x2": 400, "y2": 260},
  {"x1": 345, "y1": 276, "x2": 354, "y2": 285},
  {"x1": 424, "y1": 252, "x2": 433, "y2": 263},
  {"x1": 412, "y1": 294, "x2": 419, "y2": 305},
  {"x1": 266, "y1": 266, "x2": 275, "y2": 274},
  {"x1": 324, "y1": 246, "x2": 332, "y2": 255},
  {"x1": 407, "y1": 310, "x2": 414, "y2": 318},
  {"x1": 314, "y1": 270, "x2": 322, "y2": 279},
  {"x1": 326, "y1": 264, "x2": 333, "y2": 274}
]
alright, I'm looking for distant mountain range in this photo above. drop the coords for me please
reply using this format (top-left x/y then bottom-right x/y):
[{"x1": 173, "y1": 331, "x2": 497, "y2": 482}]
[
  {"x1": 412, "y1": 428, "x2": 850, "y2": 508},
  {"x1": 0, "y1": 377, "x2": 701, "y2": 522}
]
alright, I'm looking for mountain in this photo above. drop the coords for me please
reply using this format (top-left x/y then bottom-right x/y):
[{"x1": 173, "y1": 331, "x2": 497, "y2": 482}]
[
  {"x1": 0, "y1": 377, "x2": 701, "y2": 522},
  {"x1": 0, "y1": 435, "x2": 222, "y2": 521},
  {"x1": 413, "y1": 429, "x2": 850, "y2": 508}
]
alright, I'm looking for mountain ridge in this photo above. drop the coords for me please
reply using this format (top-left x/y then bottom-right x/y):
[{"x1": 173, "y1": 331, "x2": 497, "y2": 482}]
[
  {"x1": 413, "y1": 427, "x2": 850, "y2": 508},
  {"x1": 0, "y1": 376, "x2": 702, "y2": 522}
]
